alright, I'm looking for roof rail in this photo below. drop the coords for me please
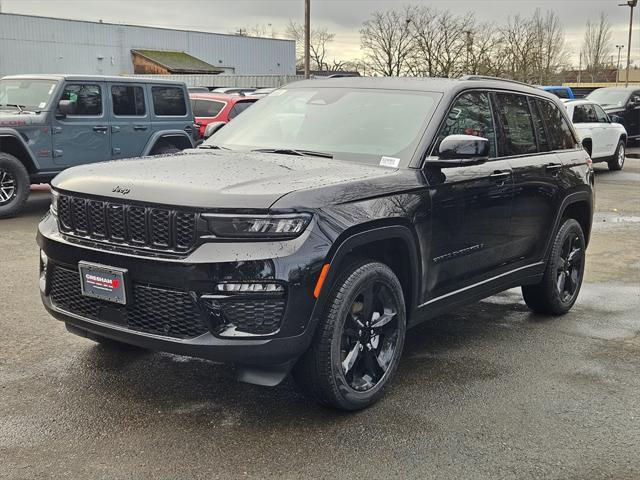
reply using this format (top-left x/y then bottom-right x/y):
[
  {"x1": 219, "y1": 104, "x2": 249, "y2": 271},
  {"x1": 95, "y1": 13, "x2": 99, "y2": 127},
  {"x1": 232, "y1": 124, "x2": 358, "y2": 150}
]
[{"x1": 459, "y1": 75, "x2": 532, "y2": 88}]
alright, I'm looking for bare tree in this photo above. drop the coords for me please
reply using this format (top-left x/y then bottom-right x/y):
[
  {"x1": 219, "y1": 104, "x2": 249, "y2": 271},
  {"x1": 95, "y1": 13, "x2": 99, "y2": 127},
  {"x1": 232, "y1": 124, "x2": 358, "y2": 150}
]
[
  {"x1": 360, "y1": 6, "x2": 416, "y2": 76},
  {"x1": 581, "y1": 12, "x2": 613, "y2": 82},
  {"x1": 285, "y1": 20, "x2": 335, "y2": 71},
  {"x1": 233, "y1": 24, "x2": 278, "y2": 38},
  {"x1": 530, "y1": 10, "x2": 569, "y2": 84}
]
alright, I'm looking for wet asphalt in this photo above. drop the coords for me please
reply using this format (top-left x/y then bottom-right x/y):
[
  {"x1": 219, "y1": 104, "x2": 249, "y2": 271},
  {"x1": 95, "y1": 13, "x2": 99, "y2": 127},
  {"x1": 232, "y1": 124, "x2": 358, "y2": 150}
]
[{"x1": 1, "y1": 160, "x2": 639, "y2": 480}]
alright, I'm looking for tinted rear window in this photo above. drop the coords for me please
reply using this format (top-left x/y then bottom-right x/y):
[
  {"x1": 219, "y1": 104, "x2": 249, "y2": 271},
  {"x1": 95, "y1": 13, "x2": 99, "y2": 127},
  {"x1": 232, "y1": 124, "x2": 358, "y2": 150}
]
[
  {"x1": 112, "y1": 85, "x2": 145, "y2": 116},
  {"x1": 494, "y1": 93, "x2": 536, "y2": 156},
  {"x1": 228, "y1": 101, "x2": 255, "y2": 120},
  {"x1": 536, "y1": 99, "x2": 576, "y2": 150},
  {"x1": 192, "y1": 99, "x2": 225, "y2": 117},
  {"x1": 152, "y1": 86, "x2": 186, "y2": 116}
]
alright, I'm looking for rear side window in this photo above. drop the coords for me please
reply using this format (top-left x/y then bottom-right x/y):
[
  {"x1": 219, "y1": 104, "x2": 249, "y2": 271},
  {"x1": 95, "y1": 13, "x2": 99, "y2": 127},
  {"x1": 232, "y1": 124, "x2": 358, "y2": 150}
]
[
  {"x1": 192, "y1": 99, "x2": 225, "y2": 117},
  {"x1": 60, "y1": 84, "x2": 102, "y2": 116},
  {"x1": 228, "y1": 101, "x2": 255, "y2": 120},
  {"x1": 435, "y1": 91, "x2": 497, "y2": 157},
  {"x1": 530, "y1": 99, "x2": 550, "y2": 152},
  {"x1": 572, "y1": 104, "x2": 598, "y2": 123},
  {"x1": 151, "y1": 86, "x2": 186, "y2": 116},
  {"x1": 494, "y1": 93, "x2": 536, "y2": 156},
  {"x1": 536, "y1": 99, "x2": 576, "y2": 150},
  {"x1": 550, "y1": 89, "x2": 569, "y2": 99},
  {"x1": 111, "y1": 85, "x2": 145, "y2": 116}
]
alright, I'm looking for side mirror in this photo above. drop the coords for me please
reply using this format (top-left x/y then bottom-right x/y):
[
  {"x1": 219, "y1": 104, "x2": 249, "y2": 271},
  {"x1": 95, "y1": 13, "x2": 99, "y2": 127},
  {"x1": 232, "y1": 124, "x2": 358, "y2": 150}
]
[
  {"x1": 203, "y1": 121, "x2": 226, "y2": 139},
  {"x1": 56, "y1": 99, "x2": 76, "y2": 118},
  {"x1": 610, "y1": 114, "x2": 623, "y2": 124},
  {"x1": 426, "y1": 134, "x2": 489, "y2": 168}
]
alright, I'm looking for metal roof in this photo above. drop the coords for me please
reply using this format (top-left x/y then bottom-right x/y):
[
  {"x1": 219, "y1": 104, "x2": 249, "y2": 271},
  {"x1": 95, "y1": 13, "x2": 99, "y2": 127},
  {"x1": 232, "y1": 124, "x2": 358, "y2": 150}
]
[{"x1": 131, "y1": 49, "x2": 223, "y2": 74}]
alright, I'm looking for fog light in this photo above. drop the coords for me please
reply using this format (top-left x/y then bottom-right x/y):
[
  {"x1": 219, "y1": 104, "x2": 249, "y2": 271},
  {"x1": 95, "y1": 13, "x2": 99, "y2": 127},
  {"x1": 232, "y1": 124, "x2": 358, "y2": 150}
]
[{"x1": 215, "y1": 282, "x2": 284, "y2": 293}]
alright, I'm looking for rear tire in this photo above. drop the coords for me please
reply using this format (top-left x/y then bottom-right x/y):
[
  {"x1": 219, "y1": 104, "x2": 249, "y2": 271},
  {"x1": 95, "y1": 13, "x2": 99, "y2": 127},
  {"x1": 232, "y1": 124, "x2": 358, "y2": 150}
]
[
  {"x1": 522, "y1": 218, "x2": 585, "y2": 315},
  {"x1": 607, "y1": 139, "x2": 625, "y2": 171},
  {"x1": 0, "y1": 152, "x2": 30, "y2": 219},
  {"x1": 294, "y1": 260, "x2": 406, "y2": 410}
]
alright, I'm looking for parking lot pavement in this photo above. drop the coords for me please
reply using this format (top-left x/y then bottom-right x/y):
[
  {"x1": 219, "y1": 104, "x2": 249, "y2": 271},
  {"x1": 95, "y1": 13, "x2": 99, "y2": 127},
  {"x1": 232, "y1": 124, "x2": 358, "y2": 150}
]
[{"x1": 1, "y1": 160, "x2": 639, "y2": 480}]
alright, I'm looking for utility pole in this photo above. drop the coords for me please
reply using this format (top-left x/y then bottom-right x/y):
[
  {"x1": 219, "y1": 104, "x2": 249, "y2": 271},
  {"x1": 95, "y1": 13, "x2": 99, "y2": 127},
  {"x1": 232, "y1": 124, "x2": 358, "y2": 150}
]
[
  {"x1": 616, "y1": 45, "x2": 625, "y2": 86},
  {"x1": 578, "y1": 52, "x2": 582, "y2": 85},
  {"x1": 304, "y1": 0, "x2": 311, "y2": 79},
  {"x1": 619, "y1": 0, "x2": 637, "y2": 87}
]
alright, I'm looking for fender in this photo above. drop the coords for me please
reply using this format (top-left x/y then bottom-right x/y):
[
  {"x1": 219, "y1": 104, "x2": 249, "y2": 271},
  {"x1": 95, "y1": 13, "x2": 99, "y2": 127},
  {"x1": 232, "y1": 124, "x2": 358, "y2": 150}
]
[
  {"x1": 543, "y1": 190, "x2": 593, "y2": 260},
  {"x1": 142, "y1": 130, "x2": 194, "y2": 156},
  {"x1": 310, "y1": 224, "x2": 421, "y2": 323},
  {"x1": 0, "y1": 129, "x2": 40, "y2": 171}
]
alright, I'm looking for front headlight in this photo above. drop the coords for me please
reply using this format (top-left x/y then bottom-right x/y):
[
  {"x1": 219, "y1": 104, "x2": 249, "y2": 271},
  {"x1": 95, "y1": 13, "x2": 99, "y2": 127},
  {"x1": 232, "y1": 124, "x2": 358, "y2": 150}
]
[
  {"x1": 50, "y1": 189, "x2": 59, "y2": 217},
  {"x1": 202, "y1": 213, "x2": 311, "y2": 239}
]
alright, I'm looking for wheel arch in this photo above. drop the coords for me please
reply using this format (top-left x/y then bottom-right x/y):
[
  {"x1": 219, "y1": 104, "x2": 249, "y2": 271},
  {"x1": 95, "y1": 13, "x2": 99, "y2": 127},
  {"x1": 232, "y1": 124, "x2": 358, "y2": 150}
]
[
  {"x1": 143, "y1": 131, "x2": 194, "y2": 155},
  {"x1": 311, "y1": 222, "x2": 421, "y2": 325},
  {"x1": 0, "y1": 133, "x2": 39, "y2": 173},
  {"x1": 545, "y1": 191, "x2": 593, "y2": 259}
]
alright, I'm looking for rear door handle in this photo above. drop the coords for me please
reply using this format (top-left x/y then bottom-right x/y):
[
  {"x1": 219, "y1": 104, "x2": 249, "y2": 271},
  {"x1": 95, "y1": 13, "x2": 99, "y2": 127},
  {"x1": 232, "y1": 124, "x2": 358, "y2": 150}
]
[
  {"x1": 93, "y1": 126, "x2": 108, "y2": 133},
  {"x1": 133, "y1": 125, "x2": 148, "y2": 131},
  {"x1": 490, "y1": 170, "x2": 511, "y2": 179},
  {"x1": 545, "y1": 163, "x2": 563, "y2": 171}
]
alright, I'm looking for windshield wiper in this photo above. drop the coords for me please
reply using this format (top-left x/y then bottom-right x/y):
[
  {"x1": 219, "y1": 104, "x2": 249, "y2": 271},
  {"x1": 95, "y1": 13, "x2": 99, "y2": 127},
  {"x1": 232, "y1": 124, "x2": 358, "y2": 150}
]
[
  {"x1": 1, "y1": 103, "x2": 24, "y2": 112},
  {"x1": 251, "y1": 148, "x2": 333, "y2": 159},
  {"x1": 198, "y1": 144, "x2": 230, "y2": 150}
]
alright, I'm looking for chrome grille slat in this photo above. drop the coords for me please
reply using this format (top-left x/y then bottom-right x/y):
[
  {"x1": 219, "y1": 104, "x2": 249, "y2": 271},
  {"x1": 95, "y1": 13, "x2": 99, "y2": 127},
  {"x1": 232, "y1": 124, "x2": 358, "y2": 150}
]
[{"x1": 56, "y1": 194, "x2": 197, "y2": 253}]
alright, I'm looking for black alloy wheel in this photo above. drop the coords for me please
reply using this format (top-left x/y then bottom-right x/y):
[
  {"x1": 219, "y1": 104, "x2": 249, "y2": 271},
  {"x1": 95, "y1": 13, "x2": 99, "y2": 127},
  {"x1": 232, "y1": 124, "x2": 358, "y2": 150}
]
[
  {"x1": 340, "y1": 281, "x2": 402, "y2": 392},
  {"x1": 294, "y1": 261, "x2": 406, "y2": 410},
  {"x1": 522, "y1": 218, "x2": 586, "y2": 315}
]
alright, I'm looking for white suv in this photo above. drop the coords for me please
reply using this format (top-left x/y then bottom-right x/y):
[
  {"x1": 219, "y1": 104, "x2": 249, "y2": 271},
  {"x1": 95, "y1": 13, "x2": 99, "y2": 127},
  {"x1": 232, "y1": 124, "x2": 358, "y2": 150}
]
[{"x1": 564, "y1": 99, "x2": 627, "y2": 171}]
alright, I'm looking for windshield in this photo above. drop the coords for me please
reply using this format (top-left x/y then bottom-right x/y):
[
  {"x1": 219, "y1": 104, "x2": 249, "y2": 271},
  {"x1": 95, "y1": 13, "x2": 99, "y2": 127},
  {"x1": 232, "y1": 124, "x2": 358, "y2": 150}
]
[
  {"x1": 586, "y1": 89, "x2": 630, "y2": 107},
  {"x1": 205, "y1": 87, "x2": 441, "y2": 165},
  {"x1": 0, "y1": 79, "x2": 58, "y2": 111}
]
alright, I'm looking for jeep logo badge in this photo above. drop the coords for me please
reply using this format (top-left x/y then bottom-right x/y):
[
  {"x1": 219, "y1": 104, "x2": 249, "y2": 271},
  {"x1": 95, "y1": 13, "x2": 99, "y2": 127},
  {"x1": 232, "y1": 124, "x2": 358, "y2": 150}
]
[{"x1": 112, "y1": 186, "x2": 131, "y2": 195}]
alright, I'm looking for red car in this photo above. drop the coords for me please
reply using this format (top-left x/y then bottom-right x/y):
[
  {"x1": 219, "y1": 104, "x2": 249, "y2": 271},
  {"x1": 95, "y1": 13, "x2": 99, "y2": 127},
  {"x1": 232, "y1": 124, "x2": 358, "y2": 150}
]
[{"x1": 189, "y1": 93, "x2": 259, "y2": 137}]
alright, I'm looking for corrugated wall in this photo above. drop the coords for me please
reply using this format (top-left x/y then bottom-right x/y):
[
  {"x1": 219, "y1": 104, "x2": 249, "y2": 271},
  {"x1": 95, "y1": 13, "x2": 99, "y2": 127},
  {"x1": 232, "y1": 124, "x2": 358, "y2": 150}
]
[
  {"x1": 0, "y1": 13, "x2": 296, "y2": 77},
  {"x1": 133, "y1": 74, "x2": 304, "y2": 88}
]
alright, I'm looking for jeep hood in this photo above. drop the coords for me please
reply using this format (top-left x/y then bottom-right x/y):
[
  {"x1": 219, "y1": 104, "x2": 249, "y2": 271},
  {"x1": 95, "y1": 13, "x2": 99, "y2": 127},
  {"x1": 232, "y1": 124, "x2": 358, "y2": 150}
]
[
  {"x1": 51, "y1": 149, "x2": 399, "y2": 210},
  {"x1": 0, "y1": 110, "x2": 43, "y2": 126}
]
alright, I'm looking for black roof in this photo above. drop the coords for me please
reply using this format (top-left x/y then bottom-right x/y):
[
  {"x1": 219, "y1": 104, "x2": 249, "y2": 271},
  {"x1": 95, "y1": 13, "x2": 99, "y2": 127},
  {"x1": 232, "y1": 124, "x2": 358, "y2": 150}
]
[{"x1": 287, "y1": 75, "x2": 554, "y2": 98}]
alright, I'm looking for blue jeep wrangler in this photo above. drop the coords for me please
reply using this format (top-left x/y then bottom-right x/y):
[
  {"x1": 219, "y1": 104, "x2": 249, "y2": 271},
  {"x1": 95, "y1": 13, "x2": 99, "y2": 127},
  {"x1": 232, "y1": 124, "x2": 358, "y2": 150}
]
[{"x1": 0, "y1": 75, "x2": 195, "y2": 217}]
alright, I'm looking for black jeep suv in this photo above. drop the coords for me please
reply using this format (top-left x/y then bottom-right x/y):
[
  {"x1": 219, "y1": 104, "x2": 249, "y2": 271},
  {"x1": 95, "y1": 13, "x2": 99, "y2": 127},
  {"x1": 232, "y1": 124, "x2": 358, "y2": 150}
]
[{"x1": 38, "y1": 76, "x2": 594, "y2": 410}]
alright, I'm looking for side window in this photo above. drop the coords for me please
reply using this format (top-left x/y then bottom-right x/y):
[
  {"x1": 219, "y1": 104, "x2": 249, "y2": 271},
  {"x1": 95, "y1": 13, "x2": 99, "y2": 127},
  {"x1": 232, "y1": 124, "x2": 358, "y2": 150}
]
[
  {"x1": 594, "y1": 105, "x2": 610, "y2": 123},
  {"x1": 228, "y1": 101, "x2": 254, "y2": 120},
  {"x1": 60, "y1": 84, "x2": 102, "y2": 115},
  {"x1": 193, "y1": 100, "x2": 225, "y2": 117},
  {"x1": 536, "y1": 99, "x2": 577, "y2": 151},
  {"x1": 111, "y1": 85, "x2": 145, "y2": 116},
  {"x1": 494, "y1": 93, "x2": 536, "y2": 156},
  {"x1": 435, "y1": 91, "x2": 497, "y2": 157},
  {"x1": 151, "y1": 86, "x2": 187, "y2": 116},
  {"x1": 530, "y1": 99, "x2": 550, "y2": 152},
  {"x1": 552, "y1": 89, "x2": 569, "y2": 99},
  {"x1": 573, "y1": 104, "x2": 597, "y2": 123}
]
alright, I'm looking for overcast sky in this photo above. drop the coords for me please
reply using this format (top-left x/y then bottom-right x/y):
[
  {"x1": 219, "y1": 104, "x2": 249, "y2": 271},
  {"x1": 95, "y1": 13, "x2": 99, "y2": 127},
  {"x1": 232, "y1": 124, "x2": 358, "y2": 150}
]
[{"x1": 2, "y1": 0, "x2": 639, "y2": 66}]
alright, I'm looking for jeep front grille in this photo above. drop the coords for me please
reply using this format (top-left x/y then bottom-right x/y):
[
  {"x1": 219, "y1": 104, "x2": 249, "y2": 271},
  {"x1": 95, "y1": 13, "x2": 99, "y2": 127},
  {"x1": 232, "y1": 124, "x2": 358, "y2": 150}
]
[{"x1": 57, "y1": 194, "x2": 197, "y2": 253}]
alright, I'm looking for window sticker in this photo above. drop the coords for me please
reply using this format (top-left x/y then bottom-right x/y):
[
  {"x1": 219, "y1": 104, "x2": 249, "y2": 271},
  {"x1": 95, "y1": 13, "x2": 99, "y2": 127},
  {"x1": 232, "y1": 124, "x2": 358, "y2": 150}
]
[
  {"x1": 379, "y1": 156, "x2": 400, "y2": 168},
  {"x1": 38, "y1": 102, "x2": 46, "y2": 109}
]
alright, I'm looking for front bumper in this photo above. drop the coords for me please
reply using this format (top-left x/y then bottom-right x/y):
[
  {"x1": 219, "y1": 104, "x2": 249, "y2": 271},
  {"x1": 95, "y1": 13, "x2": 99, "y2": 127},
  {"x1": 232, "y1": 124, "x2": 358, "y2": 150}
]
[{"x1": 37, "y1": 212, "x2": 330, "y2": 373}]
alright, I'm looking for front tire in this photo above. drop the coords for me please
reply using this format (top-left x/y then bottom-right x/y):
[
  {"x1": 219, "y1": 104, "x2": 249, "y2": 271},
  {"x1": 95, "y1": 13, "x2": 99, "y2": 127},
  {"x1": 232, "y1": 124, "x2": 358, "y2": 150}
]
[
  {"x1": 522, "y1": 218, "x2": 585, "y2": 315},
  {"x1": 294, "y1": 260, "x2": 406, "y2": 410},
  {"x1": 0, "y1": 152, "x2": 30, "y2": 219},
  {"x1": 607, "y1": 139, "x2": 625, "y2": 171}
]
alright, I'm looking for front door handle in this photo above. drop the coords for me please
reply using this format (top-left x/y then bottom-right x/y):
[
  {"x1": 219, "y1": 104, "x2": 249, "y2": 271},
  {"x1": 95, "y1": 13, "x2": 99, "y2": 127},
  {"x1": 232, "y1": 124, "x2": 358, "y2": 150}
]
[
  {"x1": 545, "y1": 163, "x2": 563, "y2": 171},
  {"x1": 490, "y1": 170, "x2": 511, "y2": 179},
  {"x1": 93, "y1": 126, "x2": 108, "y2": 133},
  {"x1": 133, "y1": 125, "x2": 148, "y2": 131}
]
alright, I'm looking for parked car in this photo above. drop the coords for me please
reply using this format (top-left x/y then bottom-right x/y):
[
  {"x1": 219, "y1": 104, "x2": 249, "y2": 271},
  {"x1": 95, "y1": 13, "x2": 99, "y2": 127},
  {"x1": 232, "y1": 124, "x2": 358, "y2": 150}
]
[
  {"x1": 586, "y1": 87, "x2": 640, "y2": 143},
  {"x1": 38, "y1": 76, "x2": 593, "y2": 410},
  {"x1": 249, "y1": 87, "x2": 277, "y2": 97},
  {"x1": 541, "y1": 85, "x2": 575, "y2": 99},
  {"x1": 211, "y1": 87, "x2": 256, "y2": 95},
  {"x1": 0, "y1": 74, "x2": 195, "y2": 218},
  {"x1": 564, "y1": 99, "x2": 627, "y2": 170},
  {"x1": 189, "y1": 92, "x2": 259, "y2": 137}
]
